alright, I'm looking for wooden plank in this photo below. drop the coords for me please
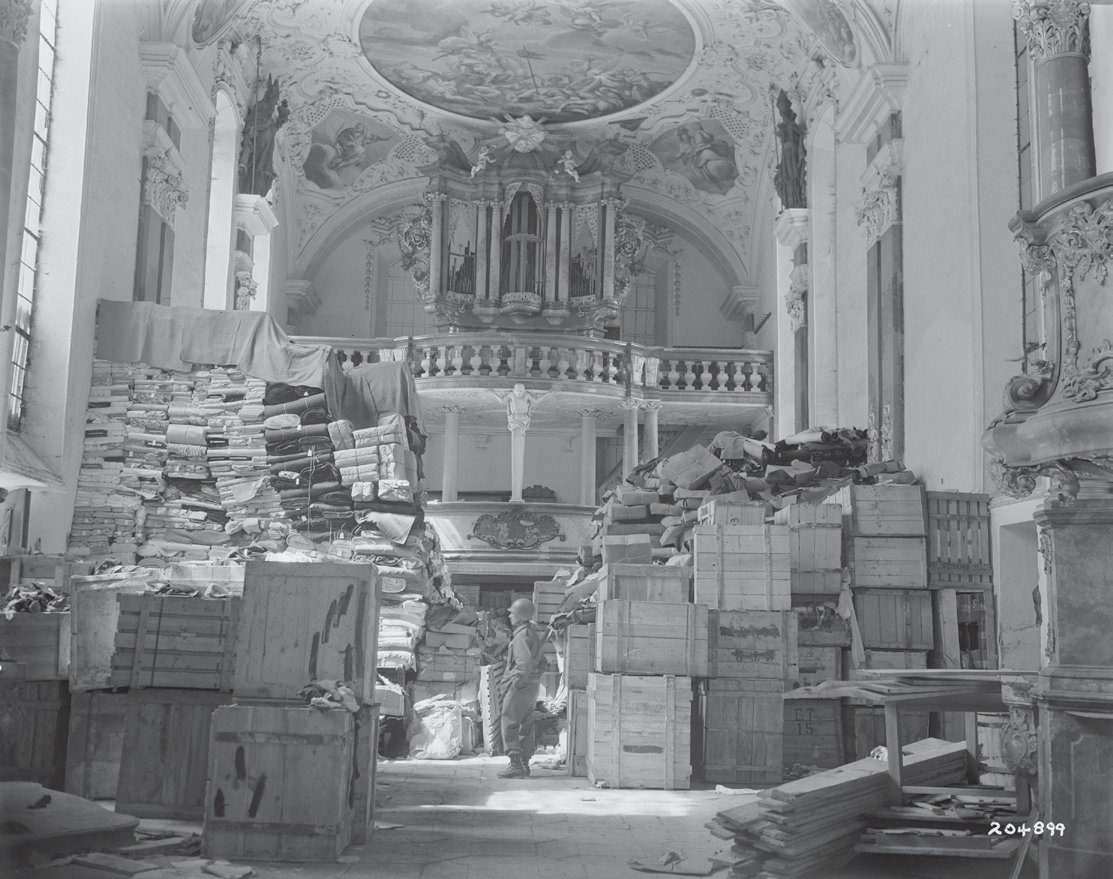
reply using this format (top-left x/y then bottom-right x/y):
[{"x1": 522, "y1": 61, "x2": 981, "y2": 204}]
[
  {"x1": 782, "y1": 699, "x2": 843, "y2": 770},
  {"x1": 796, "y1": 645, "x2": 841, "y2": 687},
  {"x1": 70, "y1": 578, "x2": 146, "y2": 692},
  {"x1": 697, "y1": 680, "x2": 783, "y2": 785},
  {"x1": 843, "y1": 704, "x2": 930, "y2": 762},
  {"x1": 65, "y1": 690, "x2": 127, "y2": 799},
  {"x1": 698, "y1": 500, "x2": 768, "y2": 527},
  {"x1": 854, "y1": 589, "x2": 933, "y2": 650},
  {"x1": 595, "y1": 601, "x2": 708, "y2": 676},
  {"x1": 0, "y1": 680, "x2": 70, "y2": 788},
  {"x1": 566, "y1": 688, "x2": 587, "y2": 777},
  {"x1": 0, "y1": 613, "x2": 72, "y2": 681},
  {"x1": 563, "y1": 624, "x2": 592, "y2": 691},
  {"x1": 926, "y1": 492, "x2": 992, "y2": 588},
  {"x1": 350, "y1": 705, "x2": 379, "y2": 846}
]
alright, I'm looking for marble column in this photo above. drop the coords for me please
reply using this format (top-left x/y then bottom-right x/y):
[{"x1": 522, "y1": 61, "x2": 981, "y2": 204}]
[
  {"x1": 620, "y1": 398, "x2": 640, "y2": 478},
  {"x1": 488, "y1": 201, "x2": 501, "y2": 300},
  {"x1": 1014, "y1": 0, "x2": 1095, "y2": 199},
  {"x1": 642, "y1": 400, "x2": 662, "y2": 461},
  {"x1": 773, "y1": 209, "x2": 810, "y2": 440},
  {"x1": 428, "y1": 193, "x2": 445, "y2": 299},
  {"x1": 544, "y1": 202, "x2": 557, "y2": 301},
  {"x1": 475, "y1": 202, "x2": 489, "y2": 297},
  {"x1": 442, "y1": 407, "x2": 461, "y2": 503},
  {"x1": 558, "y1": 203, "x2": 571, "y2": 302},
  {"x1": 580, "y1": 409, "x2": 599, "y2": 506},
  {"x1": 602, "y1": 199, "x2": 617, "y2": 302}
]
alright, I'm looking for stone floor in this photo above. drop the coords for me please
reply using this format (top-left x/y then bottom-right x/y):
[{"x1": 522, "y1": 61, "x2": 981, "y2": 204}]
[{"x1": 13, "y1": 753, "x2": 1037, "y2": 879}]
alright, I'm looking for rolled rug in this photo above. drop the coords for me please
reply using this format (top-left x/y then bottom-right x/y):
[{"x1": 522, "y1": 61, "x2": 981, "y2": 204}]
[
  {"x1": 278, "y1": 480, "x2": 344, "y2": 503},
  {"x1": 265, "y1": 435, "x2": 334, "y2": 456},
  {"x1": 262, "y1": 391, "x2": 327, "y2": 417},
  {"x1": 263, "y1": 413, "x2": 301, "y2": 430},
  {"x1": 299, "y1": 407, "x2": 330, "y2": 426},
  {"x1": 264, "y1": 422, "x2": 331, "y2": 444},
  {"x1": 266, "y1": 449, "x2": 334, "y2": 468}
]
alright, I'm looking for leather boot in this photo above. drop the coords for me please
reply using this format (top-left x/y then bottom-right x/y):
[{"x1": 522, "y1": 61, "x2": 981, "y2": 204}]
[{"x1": 497, "y1": 753, "x2": 527, "y2": 779}]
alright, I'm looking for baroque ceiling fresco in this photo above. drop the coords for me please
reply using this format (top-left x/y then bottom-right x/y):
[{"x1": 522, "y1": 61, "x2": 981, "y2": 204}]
[{"x1": 208, "y1": 0, "x2": 893, "y2": 283}]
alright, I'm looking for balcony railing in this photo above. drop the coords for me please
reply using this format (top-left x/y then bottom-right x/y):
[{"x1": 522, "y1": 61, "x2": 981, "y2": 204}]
[{"x1": 293, "y1": 332, "x2": 773, "y2": 396}]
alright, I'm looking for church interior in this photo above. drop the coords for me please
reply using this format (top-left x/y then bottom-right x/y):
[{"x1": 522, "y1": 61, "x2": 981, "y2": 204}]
[{"x1": 0, "y1": 0, "x2": 1111, "y2": 877}]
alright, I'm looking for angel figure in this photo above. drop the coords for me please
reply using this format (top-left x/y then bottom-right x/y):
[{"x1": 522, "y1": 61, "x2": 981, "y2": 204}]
[
  {"x1": 469, "y1": 145, "x2": 494, "y2": 178},
  {"x1": 554, "y1": 149, "x2": 580, "y2": 182},
  {"x1": 495, "y1": 384, "x2": 545, "y2": 433}
]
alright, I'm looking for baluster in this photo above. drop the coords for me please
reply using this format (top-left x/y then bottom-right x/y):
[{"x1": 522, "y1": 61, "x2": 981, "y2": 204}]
[
  {"x1": 438, "y1": 344, "x2": 451, "y2": 377},
  {"x1": 683, "y1": 359, "x2": 697, "y2": 390},
  {"x1": 538, "y1": 346, "x2": 552, "y2": 379},
  {"x1": 469, "y1": 344, "x2": 483, "y2": 375},
  {"x1": 574, "y1": 349, "x2": 589, "y2": 381},
  {"x1": 590, "y1": 349, "x2": 605, "y2": 383},
  {"x1": 556, "y1": 347, "x2": 571, "y2": 380},
  {"x1": 419, "y1": 345, "x2": 432, "y2": 378},
  {"x1": 666, "y1": 358, "x2": 680, "y2": 390},
  {"x1": 645, "y1": 355, "x2": 660, "y2": 390},
  {"x1": 497, "y1": 345, "x2": 511, "y2": 377},
  {"x1": 452, "y1": 345, "x2": 465, "y2": 376},
  {"x1": 605, "y1": 351, "x2": 620, "y2": 384},
  {"x1": 715, "y1": 359, "x2": 729, "y2": 391},
  {"x1": 754, "y1": 362, "x2": 770, "y2": 393}
]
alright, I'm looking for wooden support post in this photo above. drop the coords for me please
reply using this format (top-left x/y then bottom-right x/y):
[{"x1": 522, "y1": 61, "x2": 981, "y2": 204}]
[
  {"x1": 885, "y1": 701, "x2": 903, "y2": 804},
  {"x1": 964, "y1": 710, "x2": 980, "y2": 783}
]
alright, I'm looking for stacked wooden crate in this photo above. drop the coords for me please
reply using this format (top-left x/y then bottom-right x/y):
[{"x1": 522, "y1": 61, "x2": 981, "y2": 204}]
[
  {"x1": 201, "y1": 561, "x2": 382, "y2": 858},
  {"x1": 587, "y1": 562, "x2": 699, "y2": 790},
  {"x1": 693, "y1": 506, "x2": 790, "y2": 612}
]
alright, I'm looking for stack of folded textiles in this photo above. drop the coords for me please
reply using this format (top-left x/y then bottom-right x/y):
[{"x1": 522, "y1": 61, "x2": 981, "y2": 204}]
[{"x1": 339, "y1": 418, "x2": 422, "y2": 548}]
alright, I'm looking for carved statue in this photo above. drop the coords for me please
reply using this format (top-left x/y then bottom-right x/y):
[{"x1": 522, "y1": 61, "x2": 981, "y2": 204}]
[
  {"x1": 773, "y1": 90, "x2": 807, "y2": 210},
  {"x1": 469, "y1": 145, "x2": 494, "y2": 178},
  {"x1": 237, "y1": 77, "x2": 289, "y2": 196},
  {"x1": 496, "y1": 383, "x2": 544, "y2": 433},
  {"x1": 555, "y1": 149, "x2": 580, "y2": 182}
]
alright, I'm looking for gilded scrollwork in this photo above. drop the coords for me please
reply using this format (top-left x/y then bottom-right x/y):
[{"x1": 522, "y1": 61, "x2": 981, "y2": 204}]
[{"x1": 397, "y1": 198, "x2": 433, "y2": 297}]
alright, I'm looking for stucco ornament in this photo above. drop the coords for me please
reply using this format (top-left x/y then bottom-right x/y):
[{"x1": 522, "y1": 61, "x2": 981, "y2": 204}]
[
  {"x1": 467, "y1": 506, "x2": 567, "y2": 550},
  {"x1": 234, "y1": 272, "x2": 258, "y2": 310},
  {"x1": 500, "y1": 116, "x2": 547, "y2": 153},
  {"x1": 856, "y1": 172, "x2": 899, "y2": 245},
  {"x1": 0, "y1": 0, "x2": 32, "y2": 44},
  {"x1": 397, "y1": 196, "x2": 434, "y2": 297},
  {"x1": 1013, "y1": 0, "x2": 1091, "y2": 61},
  {"x1": 787, "y1": 264, "x2": 808, "y2": 332},
  {"x1": 999, "y1": 705, "x2": 1039, "y2": 778},
  {"x1": 143, "y1": 152, "x2": 190, "y2": 228}
]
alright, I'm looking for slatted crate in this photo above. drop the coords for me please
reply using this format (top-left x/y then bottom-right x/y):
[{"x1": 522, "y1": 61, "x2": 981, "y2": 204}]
[
  {"x1": 204, "y1": 705, "x2": 355, "y2": 861},
  {"x1": 351, "y1": 704, "x2": 380, "y2": 846},
  {"x1": 234, "y1": 561, "x2": 379, "y2": 702},
  {"x1": 563, "y1": 624, "x2": 592, "y2": 690},
  {"x1": 587, "y1": 673, "x2": 691, "y2": 790},
  {"x1": 707, "y1": 609, "x2": 797, "y2": 686},
  {"x1": 112, "y1": 593, "x2": 240, "y2": 690},
  {"x1": 566, "y1": 688, "x2": 587, "y2": 777},
  {"x1": 925, "y1": 492, "x2": 992, "y2": 588},
  {"x1": 794, "y1": 601, "x2": 851, "y2": 647},
  {"x1": 697, "y1": 500, "x2": 768, "y2": 527},
  {"x1": 833, "y1": 484, "x2": 927, "y2": 537},
  {"x1": 695, "y1": 679, "x2": 783, "y2": 785},
  {"x1": 846, "y1": 536, "x2": 927, "y2": 589},
  {"x1": 70, "y1": 574, "x2": 147, "y2": 692},
  {"x1": 65, "y1": 690, "x2": 128, "y2": 799},
  {"x1": 116, "y1": 688, "x2": 231, "y2": 819},
  {"x1": 0, "y1": 612, "x2": 71, "y2": 681},
  {"x1": 596, "y1": 564, "x2": 692, "y2": 603},
  {"x1": 594, "y1": 600, "x2": 708, "y2": 677},
  {"x1": 796, "y1": 645, "x2": 842, "y2": 687},
  {"x1": 782, "y1": 697, "x2": 844, "y2": 770},
  {"x1": 415, "y1": 646, "x2": 480, "y2": 682},
  {"x1": 533, "y1": 579, "x2": 564, "y2": 667},
  {"x1": 0, "y1": 680, "x2": 70, "y2": 789},
  {"x1": 693, "y1": 524, "x2": 790, "y2": 611},
  {"x1": 774, "y1": 503, "x2": 844, "y2": 595},
  {"x1": 843, "y1": 705, "x2": 931, "y2": 762},
  {"x1": 854, "y1": 589, "x2": 934, "y2": 650}
]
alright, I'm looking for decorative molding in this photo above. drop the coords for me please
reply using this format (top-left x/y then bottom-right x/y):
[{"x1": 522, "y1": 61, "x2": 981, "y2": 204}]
[
  {"x1": 720, "y1": 285, "x2": 759, "y2": 323},
  {"x1": 834, "y1": 64, "x2": 908, "y2": 145},
  {"x1": 640, "y1": 400, "x2": 663, "y2": 412},
  {"x1": 880, "y1": 402, "x2": 894, "y2": 462},
  {"x1": 787, "y1": 264, "x2": 808, "y2": 333},
  {"x1": 0, "y1": 0, "x2": 33, "y2": 46},
  {"x1": 140, "y1": 42, "x2": 215, "y2": 127},
  {"x1": 1013, "y1": 0, "x2": 1091, "y2": 62},
  {"x1": 398, "y1": 199, "x2": 433, "y2": 298},
  {"x1": 286, "y1": 279, "x2": 320, "y2": 315},
  {"x1": 143, "y1": 151, "x2": 190, "y2": 228},
  {"x1": 141, "y1": 120, "x2": 185, "y2": 176},
  {"x1": 857, "y1": 172, "x2": 900, "y2": 245},
  {"x1": 234, "y1": 193, "x2": 279, "y2": 236},
  {"x1": 867, "y1": 404, "x2": 881, "y2": 463},
  {"x1": 999, "y1": 705, "x2": 1039, "y2": 778},
  {"x1": 1038, "y1": 524, "x2": 1053, "y2": 576},
  {"x1": 467, "y1": 506, "x2": 567, "y2": 550},
  {"x1": 773, "y1": 208, "x2": 810, "y2": 249}
]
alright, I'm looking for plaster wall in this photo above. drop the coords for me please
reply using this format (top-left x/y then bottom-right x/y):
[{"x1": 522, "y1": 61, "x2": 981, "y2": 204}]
[
  {"x1": 1093, "y1": 6, "x2": 1113, "y2": 175},
  {"x1": 668, "y1": 232, "x2": 742, "y2": 349},
  {"x1": 300, "y1": 229, "x2": 377, "y2": 337},
  {"x1": 168, "y1": 122, "x2": 213, "y2": 308},
  {"x1": 809, "y1": 111, "x2": 839, "y2": 426},
  {"x1": 832, "y1": 133, "x2": 868, "y2": 429},
  {"x1": 900, "y1": 0, "x2": 1020, "y2": 492}
]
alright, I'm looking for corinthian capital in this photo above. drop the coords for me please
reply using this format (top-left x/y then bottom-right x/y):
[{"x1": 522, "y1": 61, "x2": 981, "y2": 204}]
[
  {"x1": 1013, "y1": 0, "x2": 1090, "y2": 61},
  {"x1": 0, "y1": 0, "x2": 32, "y2": 46}
]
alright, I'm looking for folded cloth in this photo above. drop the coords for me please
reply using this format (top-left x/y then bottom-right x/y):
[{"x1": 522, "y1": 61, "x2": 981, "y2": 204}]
[
  {"x1": 263, "y1": 413, "x2": 301, "y2": 430},
  {"x1": 380, "y1": 462, "x2": 407, "y2": 481},
  {"x1": 377, "y1": 480, "x2": 414, "y2": 503},
  {"x1": 328, "y1": 419, "x2": 355, "y2": 451},
  {"x1": 352, "y1": 423, "x2": 406, "y2": 447},
  {"x1": 266, "y1": 435, "x2": 334, "y2": 456},
  {"x1": 317, "y1": 489, "x2": 353, "y2": 507},
  {"x1": 167, "y1": 442, "x2": 210, "y2": 459},
  {"x1": 299, "y1": 407, "x2": 330, "y2": 425},
  {"x1": 352, "y1": 499, "x2": 423, "y2": 518},
  {"x1": 270, "y1": 464, "x2": 342, "y2": 490},
  {"x1": 262, "y1": 391, "x2": 328, "y2": 418},
  {"x1": 266, "y1": 450, "x2": 334, "y2": 468},
  {"x1": 166, "y1": 423, "x2": 208, "y2": 446},
  {"x1": 308, "y1": 502, "x2": 358, "y2": 520},
  {"x1": 333, "y1": 447, "x2": 382, "y2": 468},
  {"x1": 278, "y1": 481, "x2": 343, "y2": 503},
  {"x1": 340, "y1": 464, "x2": 380, "y2": 485},
  {"x1": 350, "y1": 481, "x2": 376, "y2": 502},
  {"x1": 353, "y1": 510, "x2": 415, "y2": 544},
  {"x1": 264, "y1": 422, "x2": 331, "y2": 443}
]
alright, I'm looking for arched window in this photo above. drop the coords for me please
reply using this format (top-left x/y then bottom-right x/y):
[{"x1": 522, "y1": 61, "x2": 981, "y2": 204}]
[
  {"x1": 203, "y1": 91, "x2": 238, "y2": 309},
  {"x1": 500, "y1": 191, "x2": 542, "y2": 296}
]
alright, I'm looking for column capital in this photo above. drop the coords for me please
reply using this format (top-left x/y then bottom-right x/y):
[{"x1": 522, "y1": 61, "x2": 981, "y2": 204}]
[
  {"x1": 619, "y1": 397, "x2": 642, "y2": 411},
  {"x1": 234, "y1": 193, "x2": 279, "y2": 236},
  {"x1": 143, "y1": 151, "x2": 190, "y2": 229},
  {"x1": 1013, "y1": 0, "x2": 1090, "y2": 62},
  {"x1": 773, "y1": 208, "x2": 810, "y2": 249},
  {"x1": 0, "y1": 0, "x2": 33, "y2": 46},
  {"x1": 856, "y1": 172, "x2": 900, "y2": 245},
  {"x1": 640, "y1": 400, "x2": 663, "y2": 412},
  {"x1": 580, "y1": 408, "x2": 603, "y2": 419}
]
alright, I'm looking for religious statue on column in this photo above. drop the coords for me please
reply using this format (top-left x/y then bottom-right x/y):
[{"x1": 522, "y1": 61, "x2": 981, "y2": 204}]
[
  {"x1": 773, "y1": 90, "x2": 807, "y2": 210},
  {"x1": 238, "y1": 76, "x2": 290, "y2": 197},
  {"x1": 496, "y1": 384, "x2": 545, "y2": 433}
]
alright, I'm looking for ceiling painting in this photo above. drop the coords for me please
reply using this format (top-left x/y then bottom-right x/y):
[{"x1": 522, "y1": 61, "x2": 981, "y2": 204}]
[
  {"x1": 356, "y1": 0, "x2": 697, "y2": 124},
  {"x1": 781, "y1": 0, "x2": 858, "y2": 66},
  {"x1": 647, "y1": 119, "x2": 740, "y2": 196},
  {"x1": 301, "y1": 110, "x2": 402, "y2": 192},
  {"x1": 191, "y1": 0, "x2": 245, "y2": 46}
]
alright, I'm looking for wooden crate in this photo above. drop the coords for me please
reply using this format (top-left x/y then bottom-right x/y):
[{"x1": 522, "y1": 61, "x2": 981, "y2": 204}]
[
  {"x1": 931, "y1": 588, "x2": 999, "y2": 673},
  {"x1": 596, "y1": 564, "x2": 691, "y2": 603},
  {"x1": 707, "y1": 609, "x2": 797, "y2": 686},
  {"x1": 351, "y1": 704, "x2": 379, "y2": 846},
  {"x1": 532, "y1": 579, "x2": 563, "y2": 666},
  {"x1": 697, "y1": 500, "x2": 767, "y2": 527},
  {"x1": 796, "y1": 645, "x2": 842, "y2": 687},
  {"x1": 65, "y1": 690, "x2": 127, "y2": 799},
  {"x1": 844, "y1": 705, "x2": 930, "y2": 761},
  {"x1": 479, "y1": 664, "x2": 501, "y2": 754},
  {"x1": 695, "y1": 679, "x2": 783, "y2": 785},
  {"x1": 775, "y1": 503, "x2": 844, "y2": 595},
  {"x1": 0, "y1": 612, "x2": 71, "y2": 680},
  {"x1": 854, "y1": 589, "x2": 934, "y2": 650},
  {"x1": 415, "y1": 646, "x2": 480, "y2": 682},
  {"x1": 594, "y1": 600, "x2": 708, "y2": 677},
  {"x1": 926, "y1": 492, "x2": 992, "y2": 588},
  {"x1": 693, "y1": 524, "x2": 790, "y2": 611},
  {"x1": 794, "y1": 602, "x2": 850, "y2": 647},
  {"x1": 234, "y1": 561, "x2": 379, "y2": 702},
  {"x1": 204, "y1": 705, "x2": 355, "y2": 862},
  {"x1": 833, "y1": 484, "x2": 927, "y2": 537},
  {"x1": 846, "y1": 649, "x2": 929, "y2": 679},
  {"x1": 112, "y1": 594, "x2": 240, "y2": 690},
  {"x1": 782, "y1": 698, "x2": 844, "y2": 770},
  {"x1": 6, "y1": 555, "x2": 72, "y2": 594},
  {"x1": 70, "y1": 576, "x2": 146, "y2": 692},
  {"x1": 115, "y1": 688, "x2": 231, "y2": 820},
  {"x1": 586, "y1": 673, "x2": 691, "y2": 790},
  {"x1": 563, "y1": 624, "x2": 592, "y2": 690},
  {"x1": 566, "y1": 688, "x2": 587, "y2": 777},
  {"x1": 846, "y1": 537, "x2": 927, "y2": 589},
  {"x1": 0, "y1": 680, "x2": 70, "y2": 788}
]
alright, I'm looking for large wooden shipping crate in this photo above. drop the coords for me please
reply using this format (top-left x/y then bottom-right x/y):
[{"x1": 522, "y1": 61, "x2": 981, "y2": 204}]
[
  {"x1": 204, "y1": 705, "x2": 355, "y2": 862},
  {"x1": 69, "y1": 574, "x2": 148, "y2": 692},
  {"x1": 563, "y1": 624, "x2": 592, "y2": 690},
  {"x1": 775, "y1": 503, "x2": 844, "y2": 595},
  {"x1": 116, "y1": 688, "x2": 231, "y2": 819},
  {"x1": 854, "y1": 589, "x2": 934, "y2": 650},
  {"x1": 112, "y1": 593, "x2": 240, "y2": 690},
  {"x1": 846, "y1": 537, "x2": 928, "y2": 589},
  {"x1": 706, "y1": 609, "x2": 797, "y2": 687},
  {"x1": 596, "y1": 564, "x2": 691, "y2": 603},
  {"x1": 844, "y1": 705, "x2": 931, "y2": 762},
  {"x1": 697, "y1": 500, "x2": 768, "y2": 527},
  {"x1": 782, "y1": 697, "x2": 844, "y2": 770},
  {"x1": 834, "y1": 484, "x2": 927, "y2": 537},
  {"x1": 0, "y1": 680, "x2": 70, "y2": 789},
  {"x1": 234, "y1": 561, "x2": 379, "y2": 702},
  {"x1": 695, "y1": 679, "x2": 783, "y2": 785},
  {"x1": 351, "y1": 704, "x2": 380, "y2": 846},
  {"x1": 692, "y1": 524, "x2": 790, "y2": 611},
  {"x1": 532, "y1": 579, "x2": 564, "y2": 667},
  {"x1": 796, "y1": 645, "x2": 842, "y2": 687},
  {"x1": 566, "y1": 688, "x2": 587, "y2": 777},
  {"x1": 594, "y1": 600, "x2": 708, "y2": 677},
  {"x1": 926, "y1": 492, "x2": 992, "y2": 588},
  {"x1": 415, "y1": 646, "x2": 480, "y2": 682},
  {"x1": 0, "y1": 612, "x2": 71, "y2": 681},
  {"x1": 65, "y1": 690, "x2": 127, "y2": 799},
  {"x1": 794, "y1": 602, "x2": 851, "y2": 647},
  {"x1": 587, "y1": 673, "x2": 691, "y2": 790}
]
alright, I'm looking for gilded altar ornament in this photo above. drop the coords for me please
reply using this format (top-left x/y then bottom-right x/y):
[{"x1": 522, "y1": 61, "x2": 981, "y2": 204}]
[
  {"x1": 500, "y1": 116, "x2": 547, "y2": 153},
  {"x1": 467, "y1": 506, "x2": 567, "y2": 550}
]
